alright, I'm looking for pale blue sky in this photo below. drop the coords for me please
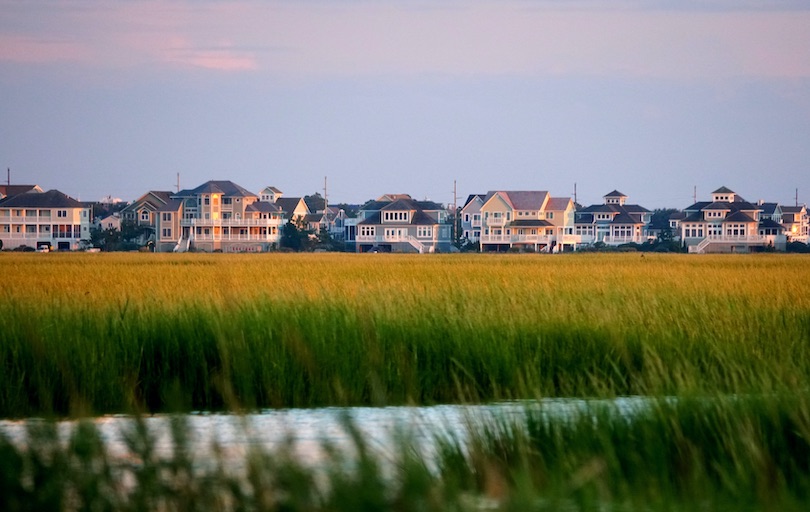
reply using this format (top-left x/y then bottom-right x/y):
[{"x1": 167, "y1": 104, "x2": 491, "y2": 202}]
[{"x1": 1, "y1": 0, "x2": 809, "y2": 208}]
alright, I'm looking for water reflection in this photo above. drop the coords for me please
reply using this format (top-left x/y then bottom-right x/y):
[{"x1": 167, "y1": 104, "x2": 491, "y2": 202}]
[{"x1": 0, "y1": 397, "x2": 649, "y2": 469}]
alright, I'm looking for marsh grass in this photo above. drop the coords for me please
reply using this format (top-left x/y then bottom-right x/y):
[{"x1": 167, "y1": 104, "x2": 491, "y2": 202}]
[{"x1": 1, "y1": 252, "x2": 809, "y2": 416}]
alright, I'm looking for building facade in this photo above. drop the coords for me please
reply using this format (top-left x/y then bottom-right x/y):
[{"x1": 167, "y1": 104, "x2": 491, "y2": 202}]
[
  {"x1": 154, "y1": 180, "x2": 285, "y2": 252},
  {"x1": 0, "y1": 189, "x2": 92, "y2": 251}
]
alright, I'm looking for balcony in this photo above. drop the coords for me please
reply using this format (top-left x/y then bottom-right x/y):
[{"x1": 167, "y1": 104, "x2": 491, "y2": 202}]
[
  {"x1": 181, "y1": 217, "x2": 283, "y2": 228},
  {"x1": 485, "y1": 216, "x2": 508, "y2": 227}
]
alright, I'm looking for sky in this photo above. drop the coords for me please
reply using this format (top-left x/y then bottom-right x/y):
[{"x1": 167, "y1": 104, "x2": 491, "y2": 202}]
[{"x1": 1, "y1": 0, "x2": 809, "y2": 208}]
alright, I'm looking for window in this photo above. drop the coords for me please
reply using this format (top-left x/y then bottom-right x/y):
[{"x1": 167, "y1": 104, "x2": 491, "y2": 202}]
[
  {"x1": 204, "y1": 196, "x2": 210, "y2": 206},
  {"x1": 360, "y1": 226, "x2": 376, "y2": 237},
  {"x1": 223, "y1": 197, "x2": 232, "y2": 205},
  {"x1": 140, "y1": 210, "x2": 149, "y2": 222},
  {"x1": 417, "y1": 226, "x2": 432, "y2": 238},
  {"x1": 547, "y1": 212, "x2": 554, "y2": 219},
  {"x1": 57, "y1": 210, "x2": 68, "y2": 218},
  {"x1": 162, "y1": 212, "x2": 172, "y2": 222},
  {"x1": 162, "y1": 228, "x2": 172, "y2": 238},
  {"x1": 464, "y1": 214, "x2": 470, "y2": 223}
]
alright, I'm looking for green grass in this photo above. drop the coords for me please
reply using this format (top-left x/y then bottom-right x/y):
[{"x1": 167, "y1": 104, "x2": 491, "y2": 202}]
[{"x1": 1, "y1": 252, "x2": 809, "y2": 416}]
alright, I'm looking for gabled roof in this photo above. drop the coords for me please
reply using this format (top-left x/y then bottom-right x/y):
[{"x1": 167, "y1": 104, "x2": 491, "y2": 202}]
[
  {"x1": 574, "y1": 213, "x2": 594, "y2": 224},
  {"x1": 669, "y1": 212, "x2": 686, "y2": 220},
  {"x1": 546, "y1": 197, "x2": 573, "y2": 211},
  {"x1": 463, "y1": 194, "x2": 486, "y2": 208},
  {"x1": 712, "y1": 186, "x2": 735, "y2": 194},
  {"x1": 604, "y1": 190, "x2": 627, "y2": 198},
  {"x1": 483, "y1": 191, "x2": 549, "y2": 211},
  {"x1": 262, "y1": 186, "x2": 282, "y2": 194},
  {"x1": 121, "y1": 190, "x2": 173, "y2": 212},
  {"x1": 377, "y1": 193, "x2": 412, "y2": 202},
  {"x1": 782, "y1": 206, "x2": 807, "y2": 214},
  {"x1": 275, "y1": 197, "x2": 308, "y2": 215},
  {"x1": 304, "y1": 213, "x2": 325, "y2": 223},
  {"x1": 186, "y1": 180, "x2": 256, "y2": 198}
]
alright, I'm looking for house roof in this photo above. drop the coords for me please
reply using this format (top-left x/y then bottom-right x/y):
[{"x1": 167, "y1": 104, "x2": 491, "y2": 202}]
[
  {"x1": 703, "y1": 202, "x2": 732, "y2": 210},
  {"x1": 483, "y1": 191, "x2": 549, "y2": 211},
  {"x1": 382, "y1": 198, "x2": 418, "y2": 211},
  {"x1": 782, "y1": 206, "x2": 806, "y2": 214},
  {"x1": 723, "y1": 211, "x2": 756, "y2": 223},
  {"x1": 758, "y1": 219, "x2": 784, "y2": 230},
  {"x1": 0, "y1": 189, "x2": 84, "y2": 208},
  {"x1": 263, "y1": 186, "x2": 282, "y2": 194},
  {"x1": 511, "y1": 219, "x2": 554, "y2": 227},
  {"x1": 275, "y1": 197, "x2": 308, "y2": 215},
  {"x1": 669, "y1": 212, "x2": 686, "y2": 220},
  {"x1": 575, "y1": 213, "x2": 594, "y2": 224},
  {"x1": 246, "y1": 201, "x2": 282, "y2": 213},
  {"x1": 758, "y1": 203, "x2": 779, "y2": 215},
  {"x1": 604, "y1": 190, "x2": 627, "y2": 198},
  {"x1": 712, "y1": 186, "x2": 735, "y2": 194},
  {"x1": 546, "y1": 197, "x2": 572, "y2": 210},
  {"x1": 611, "y1": 212, "x2": 643, "y2": 225},
  {"x1": 357, "y1": 209, "x2": 440, "y2": 226},
  {"x1": 0, "y1": 184, "x2": 43, "y2": 198},
  {"x1": 463, "y1": 194, "x2": 485, "y2": 208},
  {"x1": 157, "y1": 199, "x2": 184, "y2": 212},
  {"x1": 186, "y1": 180, "x2": 256, "y2": 198}
]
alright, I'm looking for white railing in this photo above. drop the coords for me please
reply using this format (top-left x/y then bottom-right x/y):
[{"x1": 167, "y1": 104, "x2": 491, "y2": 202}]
[
  {"x1": 481, "y1": 234, "x2": 553, "y2": 244},
  {"x1": 181, "y1": 218, "x2": 284, "y2": 227},
  {"x1": 485, "y1": 217, "x2": 508, "y2": 227},
  {"x1": 406, "y1": 237, "x2": 426, "y2": 253},
  {"x1": 192, "y1": 234, "x2": 281, "y2": 242},
  {"x1": 602, "y1": 236, "x2": 645, "y2": 245},
  {"x1": 1, "y1": 216, "x2": 54, "y2": 223}
]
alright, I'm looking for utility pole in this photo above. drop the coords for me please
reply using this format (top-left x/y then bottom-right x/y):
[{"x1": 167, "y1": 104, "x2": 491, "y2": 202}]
[
  {"x1": 573, "y1": 182, "x2": 577, "y2": 206},
  {"x1": 7, "y1": 167, "x2": 10, "y2": 186},
  {"x1": 323, "y1": 176, "x2": 328, "y2": 212},
  {"x1": 176, "y1": 173, "x2": 180, "y2": 193},
  {"x1": 693, "y1": 186, "x2": 697, "y2": 204},
  {"x1": 452, "y1": 179, "x2": 458, "y2": 244},
  {"x1": 796, "y1": 188, "x2": 799, "y2": 208}
]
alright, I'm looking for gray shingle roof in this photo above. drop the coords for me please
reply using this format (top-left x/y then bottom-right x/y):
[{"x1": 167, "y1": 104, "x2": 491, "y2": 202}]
[
  {"x1": 712, "y1": 186, "x2": 735, "y2": 194},
  {"x1": 0, "y1": 189, "x2": 83, "y2": 208},
  {"x1": 186, "y1": 180, "x2": 257, "y2": 198},
  {"x1": 723, "y1": 211, "x2": 756, "y2": 223}
]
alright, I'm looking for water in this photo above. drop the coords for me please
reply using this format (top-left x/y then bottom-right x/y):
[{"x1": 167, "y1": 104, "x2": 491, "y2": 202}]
[{"x1": 0, "y1": 397, "x2": 650, "y2": 470}]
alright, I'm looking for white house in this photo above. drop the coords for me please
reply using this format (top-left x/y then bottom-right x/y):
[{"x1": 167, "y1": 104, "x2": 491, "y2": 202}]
[
  {"x1": 680, "y1": 186, "x2": 786, "y2": 253},
  {"x1": 574, "y1": 190, "x2": 653, "y2": 246},
  {"x1": 354, "y1": 194, "x2": 453, "y2": 253},
  {"x1": 0, "y1": 189, "x2": 92, "y2": 251}
]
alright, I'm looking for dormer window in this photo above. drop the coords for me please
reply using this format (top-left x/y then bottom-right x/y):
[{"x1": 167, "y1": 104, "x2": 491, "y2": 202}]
[{"x1": 383, "y1": 211, "x2": 409, "y2": 222}]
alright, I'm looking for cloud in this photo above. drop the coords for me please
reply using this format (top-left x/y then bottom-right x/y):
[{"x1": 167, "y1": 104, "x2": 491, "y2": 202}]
[{"x1": 2, "y1": 1, "x2": 810, "y2": 81}]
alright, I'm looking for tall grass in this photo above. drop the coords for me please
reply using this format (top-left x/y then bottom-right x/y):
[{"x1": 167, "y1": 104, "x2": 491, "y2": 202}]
[{"x1": 1, "y1": 252, "x2": 809, "y2": 416}]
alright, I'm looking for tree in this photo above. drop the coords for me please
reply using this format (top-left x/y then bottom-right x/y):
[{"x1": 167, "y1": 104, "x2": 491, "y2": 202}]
[
  {"x1": 280, "y1": 219, "x2": 313, "y2": 251},
  {"x1": 304, "y1": 193, "x2": 326, "y2": 213}
]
